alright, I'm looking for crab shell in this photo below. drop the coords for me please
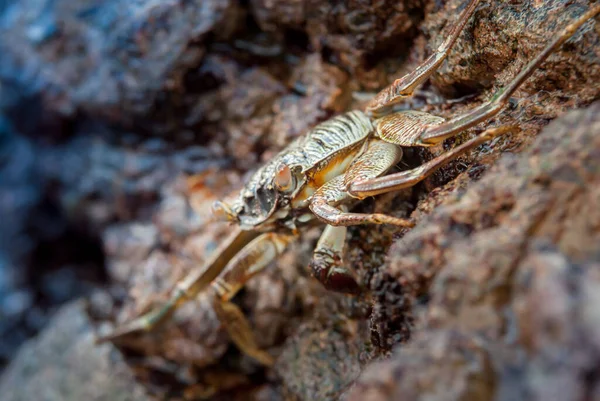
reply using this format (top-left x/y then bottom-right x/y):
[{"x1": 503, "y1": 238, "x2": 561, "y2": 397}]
[{"x1": 213, "y1": 111, "x2": 374, "y2": 231}]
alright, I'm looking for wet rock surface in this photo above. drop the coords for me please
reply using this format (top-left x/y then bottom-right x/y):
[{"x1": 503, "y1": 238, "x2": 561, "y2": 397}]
[{"x1": 0, "y1": 0, "x2": 599, "y2": 400}]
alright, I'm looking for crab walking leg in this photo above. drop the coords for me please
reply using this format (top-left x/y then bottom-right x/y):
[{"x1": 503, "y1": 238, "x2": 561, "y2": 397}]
[
  {"x1": 349, "y1": 126, "x2": 515, "y2": 198},
  {"x1": 211, "y1": 233, "x2": 293, "y2": 302},
  {"x1": 96, "y1": 228, "x2": 260, "y2": 343},
  {"x1": 211, "y1": 232, "x2": 294, "y2": 365},
  {"x1": 310, "y1": 140, "x2": 413, "y2": 227},
  {"x1": 213, "y1": 301, "x2": 273, "y2": 365},
  {"x1": 309, "y1": 223, "x2": 361, "y2": 294},
  {"x1": 418, "y1": 5, "x2": 600, "y2": 145},
  {"x1": 366, "y1": 0, "x2": 481, "y2": 117}
]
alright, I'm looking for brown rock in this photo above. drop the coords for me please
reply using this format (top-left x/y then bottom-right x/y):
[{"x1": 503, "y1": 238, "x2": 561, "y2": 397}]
[
  {"x1": 277, "y1": 317, "x2": 367, "y2": 401},
  {"x1": 348, "y1": 102, "x2": 600, "y2": 401},
  {"x1": 4, "y1": 1, "x2": 600, "y2": 400},
  {"x1": 304, "y1": 0, "x2": 427, "y2": 72},
  {"x1": 249, "y1": 0, "x2": 427, "y2": 72},
  {"x1": 425, "y1": 0, "x2": 600, "y2": 105}
]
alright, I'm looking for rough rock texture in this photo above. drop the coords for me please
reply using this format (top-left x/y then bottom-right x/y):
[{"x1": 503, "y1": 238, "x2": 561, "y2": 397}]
[
  {"x1": 1, "y1": 0, "x2": 599, "y2": 400},
  {"x1": 347, "y1": 101, "x2": 600, "y2": 401},
  {"x1": 427, "y1": 0, "x2": 600, "y2": 104},
  {"x1": 0, "y1": 0, "x2": 234, "y2": 122},
  {"x1": 249, "y1": 0, "x2": 427, "y2": 74}
]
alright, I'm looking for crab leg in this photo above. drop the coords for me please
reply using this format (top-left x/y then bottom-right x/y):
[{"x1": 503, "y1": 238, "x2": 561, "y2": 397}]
[
  {"x1": 211, "y1": 233, "x2": 294, "y2": 303},
  {"x1": 366, "y1": 0, "x2": 481, "y2": 117},
  {"x1": 417, "y1": 4, "x2": 600, "y2": 145},
  {"x1": 96, "y1": 227, "x2": 260, "y2": 342},
  {"x1": 350, "y1": 5, "x2": 600, "y2": 197},
  {"x1": 310, "y1": 140, "x2": 413, "y2": 227},
  {"x1": 311, "y1": 176, "x2": 407, "y2": 226},
  {"x1": 309, "y1": 223, "x2": 361, "y2": 294},
  {"x1": 211, "y1": 232, "x2": 294, "y2": 365},
  {"x1": 348, "y1": 126, "x2": 515, "y2": 198}
]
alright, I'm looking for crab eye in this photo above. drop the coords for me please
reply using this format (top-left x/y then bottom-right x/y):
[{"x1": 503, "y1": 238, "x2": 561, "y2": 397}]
[{"x1": 273, "y1": 163, "x2": 294, "y2": 193}]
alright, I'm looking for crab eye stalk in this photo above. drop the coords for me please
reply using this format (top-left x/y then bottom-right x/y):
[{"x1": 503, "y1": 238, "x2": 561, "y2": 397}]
[
  {"x1": 273, "y1": 163, "x2": 295, "y2": 193},
  {"x1": 211, "y1": 200, "x2": 238, "y2": 222}
]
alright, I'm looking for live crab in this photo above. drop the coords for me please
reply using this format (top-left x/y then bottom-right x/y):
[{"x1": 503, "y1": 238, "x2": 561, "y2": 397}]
[{"x1": 98, "y1": 0, "x2": 600, "y2": 365}]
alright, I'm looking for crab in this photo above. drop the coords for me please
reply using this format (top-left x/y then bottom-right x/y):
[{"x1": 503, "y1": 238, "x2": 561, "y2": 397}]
[{"x1": 98, "y1": 0, "x2": 600, "y2": 365}]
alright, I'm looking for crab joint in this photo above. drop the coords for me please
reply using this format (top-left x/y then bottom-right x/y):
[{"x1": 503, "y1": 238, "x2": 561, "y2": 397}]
[{"x1": 212, "y1": 200, "x2": 238, "y2": 222}]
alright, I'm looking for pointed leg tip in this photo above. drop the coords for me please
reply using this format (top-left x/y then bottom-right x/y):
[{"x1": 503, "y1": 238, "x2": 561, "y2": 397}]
[
  {"x1": 398, "y1": 218, "x2": 416, "y2": 228},
  {"x1": 382, "y1": 216, "x2": 415, "y2": 228},
  {"x1": 310, "y1": 255, "x2": 362, "y2": 295},
  {"x1": 325, "y1": 272, "x2": 362, "y2": 295},
  {"x1": 483, "y1": 125, "x2": 519, "y2": 140},
  {"x1": 252, "y1": 352, "x2": 275, "y2": 366}
]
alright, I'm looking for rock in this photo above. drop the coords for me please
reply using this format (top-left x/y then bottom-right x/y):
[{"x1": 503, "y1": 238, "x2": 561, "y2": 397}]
[
  {"x1": 250, "y1": 0, "x2": 427, "y2": 73},
  {"x1": 38, "y1": 124, "x2": 228, "y2": 229},
  {"x1": 347, "y1": 102, "x2": 600, "y2": 401},
  {"x1": 0, "y1": 301, "x2": 150, "y2": 401},
  {"x1": 0, "y1": 123, "x2": 44, "y2": 366},
  {"x1": 277, "y1": 316, "x2": 369, "y2": 401},
  {"x1": 2, "y1": 0, "x2": 600, "y2": 400},
  {"x1": 425, "y1": 0, "x2": 600, "y2": 105},
  {"x1": 0, "y1": 0, "x2": 234, "y2": 125}
]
